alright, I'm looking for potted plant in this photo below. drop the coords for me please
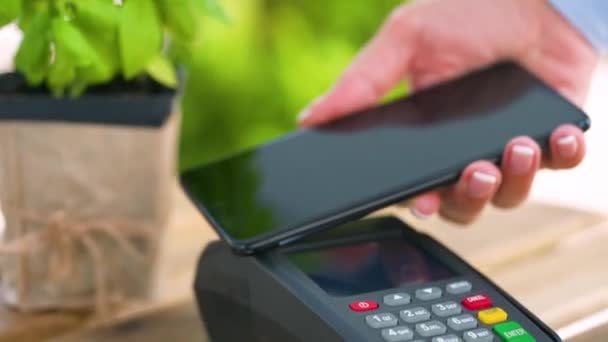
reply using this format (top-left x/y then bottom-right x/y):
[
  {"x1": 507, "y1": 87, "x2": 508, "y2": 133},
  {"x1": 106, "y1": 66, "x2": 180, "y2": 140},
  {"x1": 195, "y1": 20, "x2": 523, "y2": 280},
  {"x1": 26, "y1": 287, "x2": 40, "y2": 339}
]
[{"x1": 0, "y1": 0, "x2": 223, "y2": 314}]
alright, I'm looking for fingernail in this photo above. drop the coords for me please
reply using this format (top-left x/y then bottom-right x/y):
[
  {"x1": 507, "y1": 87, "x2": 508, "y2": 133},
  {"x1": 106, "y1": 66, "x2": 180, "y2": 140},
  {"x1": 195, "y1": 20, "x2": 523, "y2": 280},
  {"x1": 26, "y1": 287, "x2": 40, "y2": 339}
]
[
  {"x1": 557, "y1": 135, "x2": 577, "y2": 158},
  {"x1": 468, "y1": 171, "x2": 497, "y2": 198},
  {"x1": 510, "y1": 145, "x2": 535, "y2": 175},
  {"x1": 297, "y1": 107, "x2": 312, "y2": 123},
  {"x1": 410, "y1": 207, "x2": 431, "y2": 220},
  {"x1": 297, "y1": 95, "x2": 324, "y2": 123}
]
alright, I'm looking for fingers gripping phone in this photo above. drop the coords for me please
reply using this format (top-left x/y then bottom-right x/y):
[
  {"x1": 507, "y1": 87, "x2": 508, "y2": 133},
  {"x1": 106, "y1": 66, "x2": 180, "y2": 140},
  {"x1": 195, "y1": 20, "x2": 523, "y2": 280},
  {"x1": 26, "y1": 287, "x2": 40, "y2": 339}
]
[{"x1": 180, "y1": 62, "x2": 590, "y2": 255}]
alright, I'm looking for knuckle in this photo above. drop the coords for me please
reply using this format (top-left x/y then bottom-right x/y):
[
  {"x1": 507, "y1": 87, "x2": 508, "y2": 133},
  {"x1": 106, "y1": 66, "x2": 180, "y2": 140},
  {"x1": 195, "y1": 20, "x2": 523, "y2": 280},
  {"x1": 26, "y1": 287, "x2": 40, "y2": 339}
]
[
  {"x1": 510, "y1": 135, "x2": 538, "y2": 147},
  {"x1": 562, "y1": 157, "x2": 583, "y2": 169},
  {"x1": 448, "y1": 215, "x2": 477, "y2": 226},
  {"x1": 492, "y1": 195, "x2": 527, "y2": 209},
  {"x1": 556, "y1": 123, "x2": 580, "y2": 132},
  {"x1": 470, "y1": 160, "x2": 499, "y2": 171},
  {"x1": 384, "y1": 5, "x2": 419, "y2": 39},
  {"x1": 439, "y1": 207, "x2": 478, "y2": 226},
  {"x1": 493, "y1": 201, "x2": 518, "y2": 210}
]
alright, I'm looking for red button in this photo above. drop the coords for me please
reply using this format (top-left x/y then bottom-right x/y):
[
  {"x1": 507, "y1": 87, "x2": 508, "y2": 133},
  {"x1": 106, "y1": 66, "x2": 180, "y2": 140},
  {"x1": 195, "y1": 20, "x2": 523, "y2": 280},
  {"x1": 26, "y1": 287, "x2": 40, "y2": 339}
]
[
  {"x1": 462, "y1": 294, "x2": 493, "y2": 310},
  {"x1": 349, "y1": 300, "x2": 379, "y2": 312}
]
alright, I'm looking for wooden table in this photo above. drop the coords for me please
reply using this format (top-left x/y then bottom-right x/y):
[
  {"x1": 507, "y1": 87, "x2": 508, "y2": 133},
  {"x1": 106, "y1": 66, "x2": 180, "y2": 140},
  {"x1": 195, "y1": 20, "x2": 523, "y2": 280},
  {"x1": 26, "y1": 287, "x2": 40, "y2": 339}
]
[{"x1": 1, "y1": 183, "x2": 607, "y2": 341}]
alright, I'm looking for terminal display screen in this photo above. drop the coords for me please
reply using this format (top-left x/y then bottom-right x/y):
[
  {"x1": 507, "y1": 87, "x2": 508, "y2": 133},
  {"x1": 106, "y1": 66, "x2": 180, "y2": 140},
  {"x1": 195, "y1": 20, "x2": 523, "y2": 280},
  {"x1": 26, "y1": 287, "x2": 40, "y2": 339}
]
[{"x1": 288, "y1": 238, "x2": 456, "y2": 296}]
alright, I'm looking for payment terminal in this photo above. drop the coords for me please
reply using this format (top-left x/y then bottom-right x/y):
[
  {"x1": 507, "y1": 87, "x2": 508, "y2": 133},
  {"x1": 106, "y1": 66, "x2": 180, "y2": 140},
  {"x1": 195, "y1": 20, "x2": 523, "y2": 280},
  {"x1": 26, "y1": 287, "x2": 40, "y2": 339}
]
[{"x1": 195, "y1": 216, "x2": 560, "y2": 342}]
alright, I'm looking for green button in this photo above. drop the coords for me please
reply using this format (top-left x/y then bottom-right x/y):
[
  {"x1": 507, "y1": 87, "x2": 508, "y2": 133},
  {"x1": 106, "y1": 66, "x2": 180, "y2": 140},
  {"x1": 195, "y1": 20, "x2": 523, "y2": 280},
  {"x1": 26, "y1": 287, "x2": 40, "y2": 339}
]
[{"x1": 494, "y1": 321, "x2": 536, "y2": 342}]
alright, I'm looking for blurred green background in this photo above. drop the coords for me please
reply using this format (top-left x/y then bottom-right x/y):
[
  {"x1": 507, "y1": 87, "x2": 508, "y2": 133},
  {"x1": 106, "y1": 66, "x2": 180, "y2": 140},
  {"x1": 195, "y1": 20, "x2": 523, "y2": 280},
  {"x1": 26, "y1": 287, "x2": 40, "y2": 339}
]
[{"x1": 179, "y1": 0, "x2": 406, "y2": 171}]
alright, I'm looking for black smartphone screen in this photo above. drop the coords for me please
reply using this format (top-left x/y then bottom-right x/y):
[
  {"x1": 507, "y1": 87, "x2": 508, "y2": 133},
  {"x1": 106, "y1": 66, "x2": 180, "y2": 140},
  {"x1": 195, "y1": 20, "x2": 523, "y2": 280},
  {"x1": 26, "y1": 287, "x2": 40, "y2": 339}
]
[{"x1": 180, "y1": 62, "x2": 590, "y2": 253}]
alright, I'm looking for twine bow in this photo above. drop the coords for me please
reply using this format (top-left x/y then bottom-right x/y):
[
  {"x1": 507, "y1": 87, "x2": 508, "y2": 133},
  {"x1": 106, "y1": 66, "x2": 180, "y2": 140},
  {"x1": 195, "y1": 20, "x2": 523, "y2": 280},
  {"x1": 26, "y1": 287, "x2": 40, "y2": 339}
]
[{"x1": 0, "y1": 210, "x2": 154, "y2": 315}]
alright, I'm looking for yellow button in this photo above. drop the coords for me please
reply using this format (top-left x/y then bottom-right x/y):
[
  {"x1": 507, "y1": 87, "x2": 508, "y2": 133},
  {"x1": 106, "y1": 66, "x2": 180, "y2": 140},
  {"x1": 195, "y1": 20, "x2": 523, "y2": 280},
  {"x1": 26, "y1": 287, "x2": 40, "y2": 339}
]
[{"x1": 478, "y1": 307, "x2": 508, "y2": 325}]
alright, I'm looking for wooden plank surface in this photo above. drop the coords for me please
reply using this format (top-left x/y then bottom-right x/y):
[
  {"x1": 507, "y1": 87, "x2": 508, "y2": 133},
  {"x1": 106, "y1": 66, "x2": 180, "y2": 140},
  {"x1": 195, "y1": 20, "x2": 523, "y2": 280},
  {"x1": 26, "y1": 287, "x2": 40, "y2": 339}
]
[
  {"x1": 0, "y1": 183, "x2": 217, "y2": 342},
  {"x1": 0, "y1": 307, "x2": 87, "y2": 342},
  {"x1": 2, "y1": 183, "x2": 607, "y2": 341},
  {"x1": 559, "y1": 308, "x2": 608, "y2": 342},
  {"x1": 494, "y1": 221, "x2": 608, "y2": 328},
  {"x1": 49, "y1": 299, "x2": 206, "y2": 342}
]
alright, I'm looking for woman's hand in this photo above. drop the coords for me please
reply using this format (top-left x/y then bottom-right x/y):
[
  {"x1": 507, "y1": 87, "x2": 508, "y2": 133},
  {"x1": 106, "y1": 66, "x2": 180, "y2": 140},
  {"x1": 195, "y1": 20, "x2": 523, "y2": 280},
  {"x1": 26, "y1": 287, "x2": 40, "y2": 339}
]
[{"x1": 298, "y1": 0, "x2": 598, "y2": 224}]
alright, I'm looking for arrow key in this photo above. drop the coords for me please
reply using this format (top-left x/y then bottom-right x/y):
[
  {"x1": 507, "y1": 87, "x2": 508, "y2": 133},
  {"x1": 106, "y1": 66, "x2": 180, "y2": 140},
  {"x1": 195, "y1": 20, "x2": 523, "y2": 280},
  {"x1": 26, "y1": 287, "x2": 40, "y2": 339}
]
[
  {"x1": 384, "y1": 293, "x2": 411, "y2": 306},
  {"x1": 416, "y1": 287, "x2": 442, "y2": 301}
]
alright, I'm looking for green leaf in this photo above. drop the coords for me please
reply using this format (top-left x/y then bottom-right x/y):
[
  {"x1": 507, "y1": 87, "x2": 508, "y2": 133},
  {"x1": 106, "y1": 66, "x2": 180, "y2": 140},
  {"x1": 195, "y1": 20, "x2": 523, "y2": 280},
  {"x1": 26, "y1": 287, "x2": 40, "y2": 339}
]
[
  {"x1": 52, "y1": 18, "x2": 116, "y2": 92},
  {"x1": 71, "y1": 0, "x2": 120, "y2": 85},
  {"x1": 47, "y1": 53, "x2": 75, "y2": 97},
  {"x1": 49, "y1": 18, "x2": 93, "y2": 94},
  {"x1": 156, "y1": 0, "x2": 198, "y2": 43},
  {"x1": 198, "y1": 0, "x2": 229, "y2": 23},
  {"x1": 68, "y1": 80, "x2": 87, "y2": 98},
  {"x1": 146, "y1": 54, "x2": 177, "y2": 88},
  {"x1": 15, "y1": 10, "x2": 50, "y2": 86},
  {"x1": 72, "y1": 0, "x2": 118, "y2": 34},
  {"x1": 52, "y1": 18, "x2": 97, "y2": 67},
  {"x1": 18, "y1": 0, "x2": 47, "y2": 32},
  {"x1": 76, "y1": 33, "x2": 118, "y2": 85},
  {"x1": 0, "y1": 0, "x2": 21, "y2": 27},
  {"x1": 119, "y1": 0, "x2": 163, "y2": 79}
]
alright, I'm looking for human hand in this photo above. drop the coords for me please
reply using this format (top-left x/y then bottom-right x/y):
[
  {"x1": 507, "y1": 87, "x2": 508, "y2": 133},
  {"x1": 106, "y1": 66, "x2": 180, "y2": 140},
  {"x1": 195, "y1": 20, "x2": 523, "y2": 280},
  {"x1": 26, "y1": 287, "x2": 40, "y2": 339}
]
[{"x1": 298, "y1": 0, "x2": 598, "y2": 224}]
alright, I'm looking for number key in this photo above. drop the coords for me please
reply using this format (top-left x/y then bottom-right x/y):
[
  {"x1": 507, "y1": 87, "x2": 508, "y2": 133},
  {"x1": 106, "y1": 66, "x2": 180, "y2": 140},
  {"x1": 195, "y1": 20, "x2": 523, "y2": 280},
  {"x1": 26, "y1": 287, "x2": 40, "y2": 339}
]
[
  {"x1": 447, "y1": 314, "x2": 478, "y2": 331},
  {"x1": 463, "y1": 328, "x2": 494, "y2": 342},
  {"x1": 366, "y1": 313, "x2": 399, "y2": 329},
  {"x1": 400, "y1": 307, "x2": 431, "y2": 323},
  {"x1": 433, "y1": 335, "x2": 463, "y2": 342},
  {"x1": 432, "y1": 301, "x2": 462, "y2": 317},
  {"x1": 416, "y1": 321, "x2": 447, "y2": 337},
  {"x1": 381, "y1": 326, "x2": 414, "y2": 342}
]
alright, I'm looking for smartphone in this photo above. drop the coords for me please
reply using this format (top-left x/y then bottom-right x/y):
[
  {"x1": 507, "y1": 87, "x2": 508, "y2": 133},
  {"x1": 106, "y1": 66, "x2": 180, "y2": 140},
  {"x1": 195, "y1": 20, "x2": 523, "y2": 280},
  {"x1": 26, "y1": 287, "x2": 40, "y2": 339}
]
[{"x1": 180, "y1": 62, "x2": 590, "y2": 255}]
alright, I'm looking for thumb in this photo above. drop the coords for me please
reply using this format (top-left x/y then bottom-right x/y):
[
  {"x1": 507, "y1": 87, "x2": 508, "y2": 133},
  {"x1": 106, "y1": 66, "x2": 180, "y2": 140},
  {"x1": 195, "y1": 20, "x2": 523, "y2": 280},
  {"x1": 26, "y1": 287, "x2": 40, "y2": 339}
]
[{"x1": 298, "y1": 5, "x2": 418, "y2": 127}]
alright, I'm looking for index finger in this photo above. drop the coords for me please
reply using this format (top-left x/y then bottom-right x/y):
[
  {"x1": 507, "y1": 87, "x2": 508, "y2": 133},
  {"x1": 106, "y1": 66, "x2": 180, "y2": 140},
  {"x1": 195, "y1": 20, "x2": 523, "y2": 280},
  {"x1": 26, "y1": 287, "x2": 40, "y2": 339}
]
[{"x1": 298, "y1": 5, "x2": 418, "y2": 127}]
